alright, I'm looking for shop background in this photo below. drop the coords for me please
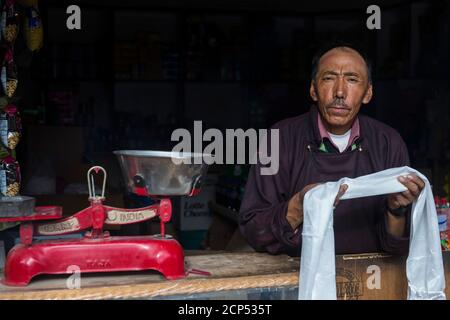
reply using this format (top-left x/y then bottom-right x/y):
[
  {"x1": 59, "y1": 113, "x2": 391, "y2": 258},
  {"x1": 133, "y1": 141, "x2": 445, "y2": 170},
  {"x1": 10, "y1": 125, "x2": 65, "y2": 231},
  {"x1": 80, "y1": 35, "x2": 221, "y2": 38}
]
[{"x1": 8, "y1": 0, "x2": 450, "y2": 250}]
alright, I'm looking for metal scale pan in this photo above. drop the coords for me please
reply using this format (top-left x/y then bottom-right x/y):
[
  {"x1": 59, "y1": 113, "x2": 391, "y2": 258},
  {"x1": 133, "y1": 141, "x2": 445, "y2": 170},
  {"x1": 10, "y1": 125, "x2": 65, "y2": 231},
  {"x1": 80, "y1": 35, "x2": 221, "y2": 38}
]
[{"x1": 114, "y1": 150, "x2": 211, "y2": 197}]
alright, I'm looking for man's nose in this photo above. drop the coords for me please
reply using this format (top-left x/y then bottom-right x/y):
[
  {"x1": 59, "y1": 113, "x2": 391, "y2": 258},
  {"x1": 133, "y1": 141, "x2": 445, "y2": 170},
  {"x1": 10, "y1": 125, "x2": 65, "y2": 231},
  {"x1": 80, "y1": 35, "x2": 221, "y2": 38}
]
[{"x1": 334, "y1": 77, "x2": 346, "y2": 99}]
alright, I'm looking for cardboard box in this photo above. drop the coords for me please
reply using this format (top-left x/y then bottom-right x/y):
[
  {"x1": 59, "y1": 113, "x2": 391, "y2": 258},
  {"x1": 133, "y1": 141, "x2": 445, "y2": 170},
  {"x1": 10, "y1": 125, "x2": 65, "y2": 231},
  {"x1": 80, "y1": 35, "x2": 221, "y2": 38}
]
[
  {"x1": 173, "y1": 175, "x2": 217, "y2": 231},
  {"x1": 179, "y1": 230, "x2": 208, "y2": 250},
  {"x1": 332, "y1": 252, "x2": 450, "y2": 300}
]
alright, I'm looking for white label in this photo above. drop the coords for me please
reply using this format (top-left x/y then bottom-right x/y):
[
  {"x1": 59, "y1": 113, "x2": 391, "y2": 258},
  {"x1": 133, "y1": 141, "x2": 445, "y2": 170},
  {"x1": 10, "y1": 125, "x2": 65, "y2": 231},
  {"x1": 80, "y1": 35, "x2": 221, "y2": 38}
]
[
  {"x1": 38, "y1": 218, "x2": 80, "y2": 235},
  {"x1": 105, "y1": 209, "x2": 156, "y2": 224}
]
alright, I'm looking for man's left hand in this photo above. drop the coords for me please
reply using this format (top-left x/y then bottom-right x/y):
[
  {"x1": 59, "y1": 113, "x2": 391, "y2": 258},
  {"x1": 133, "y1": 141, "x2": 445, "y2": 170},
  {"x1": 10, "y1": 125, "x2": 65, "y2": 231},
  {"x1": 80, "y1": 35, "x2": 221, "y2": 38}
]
[{"x1": 387, "y1": 174, "x2": 425, "y2": 211}]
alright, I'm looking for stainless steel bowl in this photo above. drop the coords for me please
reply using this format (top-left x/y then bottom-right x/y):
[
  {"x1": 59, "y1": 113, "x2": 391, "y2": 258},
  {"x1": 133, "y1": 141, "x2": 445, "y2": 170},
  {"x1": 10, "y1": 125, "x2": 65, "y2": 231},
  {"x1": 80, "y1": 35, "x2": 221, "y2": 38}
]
[{"x1": 113, "y1": 150, "x2": 211, "y2": 197}]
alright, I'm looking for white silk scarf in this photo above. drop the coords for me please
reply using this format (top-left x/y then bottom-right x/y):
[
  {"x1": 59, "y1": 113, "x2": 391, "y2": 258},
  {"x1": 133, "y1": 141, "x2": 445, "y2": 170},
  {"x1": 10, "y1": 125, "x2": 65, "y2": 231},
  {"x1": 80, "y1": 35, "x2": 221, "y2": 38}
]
[{"x1": 298, "y1": 167, "x2": 446, "y2": 300}]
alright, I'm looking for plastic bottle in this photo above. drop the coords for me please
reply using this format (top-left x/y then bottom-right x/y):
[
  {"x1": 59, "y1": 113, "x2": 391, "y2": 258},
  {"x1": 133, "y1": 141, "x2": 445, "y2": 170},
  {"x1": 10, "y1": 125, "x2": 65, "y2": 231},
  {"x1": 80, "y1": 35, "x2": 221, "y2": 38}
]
[
  {"x1": 437, "y1": 197, "x2": 449, "y2": 250},
  {"x1": 444, "y1": 199, "x2": 450, "y2": 230},
  {"x1": 437, "y1": 198, "x2": 447, "y2": 232}
]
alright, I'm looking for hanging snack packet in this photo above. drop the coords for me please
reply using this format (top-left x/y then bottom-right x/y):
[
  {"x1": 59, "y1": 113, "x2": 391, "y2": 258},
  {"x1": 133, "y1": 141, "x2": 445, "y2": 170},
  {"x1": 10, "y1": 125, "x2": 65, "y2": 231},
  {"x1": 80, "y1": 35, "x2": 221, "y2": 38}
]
[
  {"x1": 24, "y1": 2, "x2": 43, "y2": 51},
  {"x1": 1, "y1": 0, "x2": 19, "y2": 44},
  {"x1": 1, "y1": 48, "x2": 18, "y2": 98},
  {"x1": 0, "y1": 155, "x2": 20, "y2": 196},
  {"x1": 0, "y1": 7, "x2": 5, "y2": 43},
  {"x1": 0, "y1": 104, "x2": 21, "y2": 150}
]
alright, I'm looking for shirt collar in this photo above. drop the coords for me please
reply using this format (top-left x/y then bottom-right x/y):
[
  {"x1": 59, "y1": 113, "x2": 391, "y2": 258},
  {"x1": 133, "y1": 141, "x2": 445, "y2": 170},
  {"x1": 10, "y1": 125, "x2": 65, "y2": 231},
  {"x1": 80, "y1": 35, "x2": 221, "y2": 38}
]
[{"x1": 317, "y1": 113, "x2": 360, "y2": 149}]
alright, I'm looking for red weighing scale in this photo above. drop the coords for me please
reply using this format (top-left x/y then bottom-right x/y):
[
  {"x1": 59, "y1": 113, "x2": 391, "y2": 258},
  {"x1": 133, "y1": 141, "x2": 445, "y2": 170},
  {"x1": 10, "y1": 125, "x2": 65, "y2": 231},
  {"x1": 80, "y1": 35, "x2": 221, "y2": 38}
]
[{"x1": 0, "y1": 151, "x2": 210, "y2": 286}]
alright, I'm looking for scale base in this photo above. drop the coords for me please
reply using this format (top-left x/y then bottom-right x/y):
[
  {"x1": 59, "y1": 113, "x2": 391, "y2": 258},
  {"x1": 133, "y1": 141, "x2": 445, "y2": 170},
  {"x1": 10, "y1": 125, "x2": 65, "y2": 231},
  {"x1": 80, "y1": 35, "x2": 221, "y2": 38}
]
[{"x1": 3, "y1": 235, "x2": 186, "y2": 286}]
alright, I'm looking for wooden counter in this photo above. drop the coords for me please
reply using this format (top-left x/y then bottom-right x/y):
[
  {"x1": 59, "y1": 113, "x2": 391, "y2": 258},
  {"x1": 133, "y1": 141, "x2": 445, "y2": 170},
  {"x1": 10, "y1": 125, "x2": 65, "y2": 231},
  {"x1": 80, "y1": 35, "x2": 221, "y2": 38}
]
[{"x1": 1, "y1": 250, "x2": 450, "y2": 300}]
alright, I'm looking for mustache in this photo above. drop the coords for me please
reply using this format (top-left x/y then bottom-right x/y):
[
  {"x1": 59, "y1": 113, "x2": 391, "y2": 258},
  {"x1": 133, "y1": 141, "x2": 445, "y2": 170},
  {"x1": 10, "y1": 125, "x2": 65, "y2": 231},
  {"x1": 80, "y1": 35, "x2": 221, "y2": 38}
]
[{"x1": 326, "y1": 99, "x2": 349, "y2": 109}]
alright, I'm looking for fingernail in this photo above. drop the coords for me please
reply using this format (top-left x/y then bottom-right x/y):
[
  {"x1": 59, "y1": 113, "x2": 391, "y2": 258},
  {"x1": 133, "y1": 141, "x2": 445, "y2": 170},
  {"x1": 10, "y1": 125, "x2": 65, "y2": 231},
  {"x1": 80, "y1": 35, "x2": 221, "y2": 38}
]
[
  {"x1": 407, "y1": 175, "x2": 413, "y2": 180},
  {"x1": 398, "y1": 176, "x2": 405, "y2": 182}
]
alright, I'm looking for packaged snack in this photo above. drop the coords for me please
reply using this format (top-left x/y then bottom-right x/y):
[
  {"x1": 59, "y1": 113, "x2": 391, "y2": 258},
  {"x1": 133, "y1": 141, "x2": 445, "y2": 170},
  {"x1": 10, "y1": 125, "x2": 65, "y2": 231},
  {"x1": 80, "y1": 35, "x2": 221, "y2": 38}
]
[
  {"x1": 440, "y1": 232, "x2": 449, "y2": 251},
  {"x1": 1, "y1": 0, "x2": 19, "y2": 44},
  {"x1": 24, "y1": 4, "x2": 43, "y2": 51},
  {"x1": 0, "y1": 155, "x2": 20, "y2": 196},
  {"x1": 0, "y1": 104, "x2": 21, "y2": 150},
  {"x1": 435, "y1": 196, "x2": 449, "y2": 250},
  {"x1": 0, "y1": 47, "x2": 18, "y2": 98},
  {"x1": 0, "y1": 9, "x2": 5, "y2": 43}
]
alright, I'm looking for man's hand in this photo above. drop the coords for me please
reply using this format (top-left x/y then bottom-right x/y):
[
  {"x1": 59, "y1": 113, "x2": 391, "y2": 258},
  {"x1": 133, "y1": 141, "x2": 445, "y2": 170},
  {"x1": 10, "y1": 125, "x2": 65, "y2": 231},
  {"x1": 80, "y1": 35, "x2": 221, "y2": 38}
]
[
  {"x1": 385, "y1": 174, "x2": 424, "y2": 237},
  {"x1": 299, "y1": 183, "x2": 348, "y2": 207},
  {"x1": 387, "y1": 174, "x2": 425, "y2": 212},
  {"x1": 334, "y1": 184, "x2": 348, "y2": 208},
  {"x1": 286, "y1": 183, "x2": 348, "y2": 230}
]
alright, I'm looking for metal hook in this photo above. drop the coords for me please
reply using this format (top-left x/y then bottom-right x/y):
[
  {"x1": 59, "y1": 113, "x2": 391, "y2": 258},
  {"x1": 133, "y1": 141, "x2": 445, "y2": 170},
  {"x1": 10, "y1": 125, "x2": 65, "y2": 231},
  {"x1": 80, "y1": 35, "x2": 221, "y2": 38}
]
[{"x1": 87, "y1": 166, "x2": 107, "y2": 200}]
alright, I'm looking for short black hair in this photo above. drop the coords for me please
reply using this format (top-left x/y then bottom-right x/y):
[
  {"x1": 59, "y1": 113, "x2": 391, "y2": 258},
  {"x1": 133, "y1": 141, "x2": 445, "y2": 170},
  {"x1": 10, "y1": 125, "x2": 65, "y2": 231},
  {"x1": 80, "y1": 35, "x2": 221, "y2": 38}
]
[{"x1": 311, "y1": 40, "x2": 372, "y2": 84}]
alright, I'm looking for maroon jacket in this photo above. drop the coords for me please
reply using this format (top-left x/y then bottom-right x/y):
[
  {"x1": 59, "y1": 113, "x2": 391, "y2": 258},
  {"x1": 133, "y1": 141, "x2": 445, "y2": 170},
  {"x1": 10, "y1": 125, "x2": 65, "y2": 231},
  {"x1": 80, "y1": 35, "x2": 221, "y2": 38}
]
[{"x1": 239, "y1": 105, "x2": 411, "y2": 256}]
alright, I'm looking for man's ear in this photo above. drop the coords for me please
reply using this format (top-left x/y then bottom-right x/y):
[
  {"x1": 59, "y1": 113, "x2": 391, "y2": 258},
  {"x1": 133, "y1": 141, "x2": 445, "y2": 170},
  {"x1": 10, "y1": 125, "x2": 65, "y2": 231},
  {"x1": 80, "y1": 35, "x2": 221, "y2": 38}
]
[
  {"x1": 362, "y1": 84, "x2": 373, "y2": 104},
  {"x1": 310, "y1": 81, "x2": 318, "y2": 102}
]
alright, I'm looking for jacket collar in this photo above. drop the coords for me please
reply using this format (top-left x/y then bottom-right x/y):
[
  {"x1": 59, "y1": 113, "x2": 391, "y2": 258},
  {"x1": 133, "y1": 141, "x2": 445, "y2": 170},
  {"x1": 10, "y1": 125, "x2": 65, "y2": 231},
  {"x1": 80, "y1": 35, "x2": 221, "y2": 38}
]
[{"x1": 308, "y1": 104, "x2": 362, "y2": 148}]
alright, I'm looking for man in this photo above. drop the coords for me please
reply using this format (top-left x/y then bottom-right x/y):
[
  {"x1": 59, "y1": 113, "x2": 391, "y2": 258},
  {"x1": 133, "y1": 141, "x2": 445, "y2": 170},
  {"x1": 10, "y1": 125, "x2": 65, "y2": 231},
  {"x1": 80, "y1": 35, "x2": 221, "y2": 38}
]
[{"x1": 239, "y1": 43, "x2": 425, "y2": 256}]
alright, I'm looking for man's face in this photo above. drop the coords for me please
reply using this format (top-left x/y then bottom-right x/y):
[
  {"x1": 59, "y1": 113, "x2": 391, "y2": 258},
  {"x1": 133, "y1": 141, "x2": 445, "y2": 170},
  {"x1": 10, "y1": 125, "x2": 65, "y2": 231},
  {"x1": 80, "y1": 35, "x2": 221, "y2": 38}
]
[{"x1": 310, "y1": 47, "x2": 373, "y2": 134}]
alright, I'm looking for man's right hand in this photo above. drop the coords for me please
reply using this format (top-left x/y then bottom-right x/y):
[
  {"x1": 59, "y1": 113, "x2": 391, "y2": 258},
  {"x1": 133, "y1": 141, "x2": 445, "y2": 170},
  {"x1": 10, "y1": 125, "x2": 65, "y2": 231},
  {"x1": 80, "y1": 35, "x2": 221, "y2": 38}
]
[{"x1": 286, "y1": 183, "x2": 348, "y2": 230}]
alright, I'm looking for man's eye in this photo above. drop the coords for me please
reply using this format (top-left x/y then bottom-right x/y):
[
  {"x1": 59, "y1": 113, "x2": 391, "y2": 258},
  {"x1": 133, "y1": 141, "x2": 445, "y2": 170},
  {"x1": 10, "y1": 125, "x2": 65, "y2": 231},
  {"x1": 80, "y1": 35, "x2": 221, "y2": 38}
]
[
  {"x1": 323, "y1": 76, "x2": 334, "y2": 81},
  {"x1": 348, "y1": 78, "x2": 359, "y2": 83}
]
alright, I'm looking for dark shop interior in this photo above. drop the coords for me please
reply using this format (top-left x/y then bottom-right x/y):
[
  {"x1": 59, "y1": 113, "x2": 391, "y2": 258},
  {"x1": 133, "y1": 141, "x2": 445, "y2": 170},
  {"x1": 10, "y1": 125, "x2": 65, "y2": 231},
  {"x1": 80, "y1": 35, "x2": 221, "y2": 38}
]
[{"x1": 0, "y1": 0, "x2": 449, "y2": 258}]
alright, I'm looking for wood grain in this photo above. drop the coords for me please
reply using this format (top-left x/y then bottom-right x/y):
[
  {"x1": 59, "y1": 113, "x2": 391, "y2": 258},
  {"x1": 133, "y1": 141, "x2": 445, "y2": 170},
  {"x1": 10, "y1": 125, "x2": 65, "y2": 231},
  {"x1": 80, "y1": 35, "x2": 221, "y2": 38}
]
[{"x1": 0, "y1": 251, "x2": 449, "y2": 300}]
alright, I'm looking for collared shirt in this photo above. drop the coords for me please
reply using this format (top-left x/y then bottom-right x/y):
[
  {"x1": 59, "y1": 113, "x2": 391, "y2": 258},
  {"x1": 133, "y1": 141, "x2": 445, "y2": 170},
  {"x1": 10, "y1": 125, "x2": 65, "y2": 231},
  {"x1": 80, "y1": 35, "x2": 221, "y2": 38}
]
[{"x1": 317, "y1": 113, "x2": 360, "y2": 153}]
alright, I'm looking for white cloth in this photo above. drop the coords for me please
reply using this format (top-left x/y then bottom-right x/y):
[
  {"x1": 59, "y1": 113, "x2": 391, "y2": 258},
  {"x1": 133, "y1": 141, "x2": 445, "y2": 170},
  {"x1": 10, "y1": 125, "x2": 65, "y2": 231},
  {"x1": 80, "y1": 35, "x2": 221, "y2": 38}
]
[
  {"x1": 328, "y1": 130, "x2": 351, "y2": 153},
  {"x1": 298, "y1": 166, "x2": 446, "y2": 300}
]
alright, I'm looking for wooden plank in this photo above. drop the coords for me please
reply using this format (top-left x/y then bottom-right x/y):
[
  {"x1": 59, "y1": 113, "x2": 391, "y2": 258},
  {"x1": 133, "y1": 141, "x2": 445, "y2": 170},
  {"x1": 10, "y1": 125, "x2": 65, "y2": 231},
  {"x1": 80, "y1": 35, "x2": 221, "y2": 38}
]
[
  {"x1": 0, "y1": 252, "x2": 297, "y2": 294},
  {"x1": 0, "y1": 273, "x2": 298, "y2": 300},
  {"x1": 336, "y1": 252, "x2": 450, "y2": 299},
  {"x1": 1, "y1": 251, "x2": 450, "y2": 300}
]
